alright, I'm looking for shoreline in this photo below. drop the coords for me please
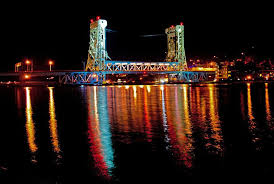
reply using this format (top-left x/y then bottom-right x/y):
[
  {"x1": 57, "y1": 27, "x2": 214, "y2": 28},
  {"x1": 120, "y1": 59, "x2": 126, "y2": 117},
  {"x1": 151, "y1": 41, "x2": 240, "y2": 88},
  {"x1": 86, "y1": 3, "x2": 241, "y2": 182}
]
[{"x1": 0, "y1": 80, "x2": 273, "y2": 87}]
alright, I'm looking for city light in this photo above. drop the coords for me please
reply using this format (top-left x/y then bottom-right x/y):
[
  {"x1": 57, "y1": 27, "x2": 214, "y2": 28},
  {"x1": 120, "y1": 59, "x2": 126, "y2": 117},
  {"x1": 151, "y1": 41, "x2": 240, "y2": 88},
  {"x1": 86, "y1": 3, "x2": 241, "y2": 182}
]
[
  {"x1": 25, "y1": 60, "x2": 31, "y2": 65},
  {"x1": 24, "y1": 74, "x2": 30, "y2": 79},
  {"x1": 246, "y1": 75, "x2": 252, "y2": 80},
  {"x1": 49, "y1": 60, "x2": 54, "y2": 71},
  {"x1": 25, "y1": 60, "x2": 32, "y2": 72}
]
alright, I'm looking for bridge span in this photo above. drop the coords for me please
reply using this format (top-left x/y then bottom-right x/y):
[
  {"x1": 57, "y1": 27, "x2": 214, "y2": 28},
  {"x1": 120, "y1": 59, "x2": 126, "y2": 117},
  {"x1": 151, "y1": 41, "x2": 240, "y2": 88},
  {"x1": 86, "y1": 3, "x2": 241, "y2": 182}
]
[{"x1": 4, "y1": 17, "x2": 215, "y2": 86}]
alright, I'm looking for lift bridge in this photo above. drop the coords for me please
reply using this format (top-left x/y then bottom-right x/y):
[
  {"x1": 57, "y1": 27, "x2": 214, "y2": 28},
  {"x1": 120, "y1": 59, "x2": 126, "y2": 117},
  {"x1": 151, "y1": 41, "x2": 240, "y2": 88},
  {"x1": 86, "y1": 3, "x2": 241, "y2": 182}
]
[{"x1": 60, "y1": 18, "x2": 213, "y2": 85}]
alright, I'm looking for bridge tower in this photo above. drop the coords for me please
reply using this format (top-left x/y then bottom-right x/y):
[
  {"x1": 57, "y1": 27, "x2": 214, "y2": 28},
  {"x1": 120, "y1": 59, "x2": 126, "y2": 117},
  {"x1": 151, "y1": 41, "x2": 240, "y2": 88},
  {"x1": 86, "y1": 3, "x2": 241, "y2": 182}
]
[
  {"x1": 165, "y1": 23, "x2": 188, "y2": 71},
  {"x1": 86, "y1": 17, "x2": 110, "y2": 71}
]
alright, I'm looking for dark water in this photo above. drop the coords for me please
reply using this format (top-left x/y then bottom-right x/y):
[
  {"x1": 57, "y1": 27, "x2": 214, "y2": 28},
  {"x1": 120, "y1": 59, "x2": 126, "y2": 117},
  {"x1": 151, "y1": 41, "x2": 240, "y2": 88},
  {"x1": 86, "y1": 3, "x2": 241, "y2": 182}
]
[{"x1": 0, "y1": 83, "x2": 273, "y2": 183}]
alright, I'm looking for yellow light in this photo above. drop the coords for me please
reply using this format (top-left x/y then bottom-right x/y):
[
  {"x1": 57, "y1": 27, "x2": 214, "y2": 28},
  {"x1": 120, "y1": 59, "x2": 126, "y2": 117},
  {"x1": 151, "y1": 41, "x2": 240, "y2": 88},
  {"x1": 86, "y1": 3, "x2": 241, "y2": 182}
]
[
  {"x1": 25, "y1": 74, "x2": 30, "y2": 79},
  {"x1": 25, "y1": 60, "x2": 31, "y2": 65},
  {"x1": 146, "y1": 85, "x2": 151, "y2": 93}
]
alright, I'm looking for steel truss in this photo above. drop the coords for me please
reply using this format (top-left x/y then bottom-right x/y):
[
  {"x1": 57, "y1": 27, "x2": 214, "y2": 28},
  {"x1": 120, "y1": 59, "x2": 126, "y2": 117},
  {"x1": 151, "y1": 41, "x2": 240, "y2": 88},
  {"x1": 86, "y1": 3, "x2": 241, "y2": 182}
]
[
  {"x1": 178, "y1": 72, "x2": 209, "y2": 82},
  {"x1": 103, "y1": 61, "x2": 180, "y2": 72},
  {"x1": 60, "y1": 72, "x2": 105, "y2": 85},
  {"x1": 58, "y1": 71, "x2": 211, "y2": 85}
]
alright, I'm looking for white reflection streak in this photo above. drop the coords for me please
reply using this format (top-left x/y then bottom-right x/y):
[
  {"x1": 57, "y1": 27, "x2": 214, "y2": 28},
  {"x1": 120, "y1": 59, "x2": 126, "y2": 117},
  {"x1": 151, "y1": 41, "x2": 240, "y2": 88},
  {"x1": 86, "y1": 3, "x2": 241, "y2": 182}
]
[{"x1": 161, "y1": 86, "x2": 170, "y2": 149}]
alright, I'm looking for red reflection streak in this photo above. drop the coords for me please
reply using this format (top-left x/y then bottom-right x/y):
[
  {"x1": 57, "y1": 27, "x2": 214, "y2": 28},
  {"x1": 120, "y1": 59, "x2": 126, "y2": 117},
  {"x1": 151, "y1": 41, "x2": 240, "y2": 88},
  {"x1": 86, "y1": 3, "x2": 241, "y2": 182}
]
[
  {"x1": 190, "y1": 87, "x2": 203, "y2": 129},
  {"x1": 87, "y1": 87, "x2": 110, "y2": 179},
  {"x1": 143, "y1": 86, "x2": 152, "y2": 142},
  {"x1": 164, "y1": 86, "x2": 193, "y2": 168},
  {"x1": 111, "y1": 86, "x2": 129, "y2": 143}
]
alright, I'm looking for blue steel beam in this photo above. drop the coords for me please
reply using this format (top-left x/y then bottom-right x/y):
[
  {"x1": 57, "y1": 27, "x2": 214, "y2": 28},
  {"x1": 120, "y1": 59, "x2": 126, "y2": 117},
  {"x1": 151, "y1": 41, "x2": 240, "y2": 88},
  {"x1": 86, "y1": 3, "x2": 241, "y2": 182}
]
[{"x1": 59, "y1": 71, "x2": 214, "y2": 85}]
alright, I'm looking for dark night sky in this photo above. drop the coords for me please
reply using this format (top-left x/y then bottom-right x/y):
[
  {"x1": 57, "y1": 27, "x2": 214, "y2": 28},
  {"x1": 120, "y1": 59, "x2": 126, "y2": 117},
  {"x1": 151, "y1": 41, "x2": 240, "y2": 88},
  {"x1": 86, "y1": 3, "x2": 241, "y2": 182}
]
[{"x1": 1, "y1": 3, "x2": 273, "y2": 71}]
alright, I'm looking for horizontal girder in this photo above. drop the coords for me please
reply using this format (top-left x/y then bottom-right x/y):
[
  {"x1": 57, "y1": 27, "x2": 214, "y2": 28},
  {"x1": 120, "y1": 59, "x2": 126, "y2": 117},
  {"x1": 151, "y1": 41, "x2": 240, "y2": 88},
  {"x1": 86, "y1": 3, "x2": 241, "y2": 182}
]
[{"x1": 103, "y1": 61, "x2": 181, "y2": 72}]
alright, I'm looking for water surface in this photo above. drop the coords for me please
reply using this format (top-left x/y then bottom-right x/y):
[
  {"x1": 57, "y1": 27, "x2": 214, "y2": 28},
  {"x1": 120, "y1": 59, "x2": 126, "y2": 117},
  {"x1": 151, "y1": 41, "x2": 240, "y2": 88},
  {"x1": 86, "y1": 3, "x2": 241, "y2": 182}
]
[{"x1": 0, "y1": 83, "x2": 273, "y2": 183}]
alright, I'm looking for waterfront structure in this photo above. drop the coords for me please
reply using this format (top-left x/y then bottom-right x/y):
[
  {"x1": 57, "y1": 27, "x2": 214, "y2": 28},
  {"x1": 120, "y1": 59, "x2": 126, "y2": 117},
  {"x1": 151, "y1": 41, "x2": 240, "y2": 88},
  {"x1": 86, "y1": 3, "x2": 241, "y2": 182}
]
[
  {"x1": 3, "y1": 17, "x2": 216, "y2": 85},
  {"x1": 165, "y1": 23, "x2": 188, "y2": 70},
  {"x1": 61, "y1": 17, "x2": 212, "y2": 85}
]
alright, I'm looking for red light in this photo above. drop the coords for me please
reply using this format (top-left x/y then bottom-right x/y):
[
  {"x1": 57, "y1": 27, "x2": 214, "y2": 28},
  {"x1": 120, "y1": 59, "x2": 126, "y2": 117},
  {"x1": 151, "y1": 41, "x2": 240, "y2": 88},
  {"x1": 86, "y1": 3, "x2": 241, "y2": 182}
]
[
  {"x1": 90, "y1": 19, "x2": 94, "y2": 23},
  {"x1": 171, "y1": 25, "x2": 174, "y2": 28},
  {"x1": 180, "y1": 22, "x2": 184, "y2": 25},
  {"x1": 96, "y1": 16, "x2": 100, "y2": 20}
]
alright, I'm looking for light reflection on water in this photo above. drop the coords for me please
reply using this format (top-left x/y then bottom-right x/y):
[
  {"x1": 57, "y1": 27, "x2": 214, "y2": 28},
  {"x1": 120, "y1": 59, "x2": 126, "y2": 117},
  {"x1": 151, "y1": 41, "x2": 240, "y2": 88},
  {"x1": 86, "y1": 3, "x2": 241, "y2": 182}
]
[
  {"x1": 25, "y1": 87, "x2": 38, "y2": 163},
  {"x1": 265, "y1": 83, "x2": 272, "y2": 127},
  {"x1": 86, "y1": 86, "x2": 114, "y2": 178},
  {"x1": 163, "y1": 84, "x2": 194, "y2": 168},
  {"x1": 207, "y1": 84, "x2": 223, "y2": 155},
  {"x1": 15, "y1": 83, "x2": 274, "y2": 182},
  {"x1": 247, "y1": 83, "x2": 260, "y2": 146},
  {"x1": 48, "y1": 87, "x2": 62, "y2": 162}
]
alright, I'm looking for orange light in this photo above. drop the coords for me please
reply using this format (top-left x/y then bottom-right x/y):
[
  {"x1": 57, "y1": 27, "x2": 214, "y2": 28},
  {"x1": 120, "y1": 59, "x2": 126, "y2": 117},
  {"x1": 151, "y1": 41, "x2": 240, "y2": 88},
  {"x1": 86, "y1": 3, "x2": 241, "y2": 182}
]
[
  {"x1": 25, "y1": 60, "x2": 31, "y2": 65},
  {"x1": 246, "y1": 75, "x2": 252, "y2": 80},
  {"x1": 25, "y1": 74, "x2": 30, "y2": 79},
  {"x1": 49, "y1": 60, "x2": 54, "y2": 65}
]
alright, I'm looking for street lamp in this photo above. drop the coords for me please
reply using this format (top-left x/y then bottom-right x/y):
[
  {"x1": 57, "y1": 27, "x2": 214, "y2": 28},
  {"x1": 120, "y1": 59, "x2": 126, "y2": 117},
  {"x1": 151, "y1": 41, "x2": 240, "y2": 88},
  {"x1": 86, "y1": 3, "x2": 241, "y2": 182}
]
[
  {"x1": 49, "y1": 60, "x2": 54, "y2": 71},
  {"x1": 25, "y1": 60, "x2": 31, "y2": 71}
]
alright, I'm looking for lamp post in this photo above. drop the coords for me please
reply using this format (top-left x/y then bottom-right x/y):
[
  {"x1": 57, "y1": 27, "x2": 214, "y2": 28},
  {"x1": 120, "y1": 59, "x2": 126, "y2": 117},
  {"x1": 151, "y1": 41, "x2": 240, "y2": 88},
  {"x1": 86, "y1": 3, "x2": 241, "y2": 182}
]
[
  {"x1": 25, "y1": 60, "x2": 31, "y2": 71},
  {"x1": 49, "y1": 60, "x2": 54, "y2": 71}
]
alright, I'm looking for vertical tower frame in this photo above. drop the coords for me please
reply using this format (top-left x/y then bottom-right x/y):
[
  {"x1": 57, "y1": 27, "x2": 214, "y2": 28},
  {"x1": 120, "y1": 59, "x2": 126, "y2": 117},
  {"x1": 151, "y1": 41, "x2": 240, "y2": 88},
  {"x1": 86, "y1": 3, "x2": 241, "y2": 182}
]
[
  {"x1": 86, "y1": 19, "x2": 110, "y2": 71},
  {"x1": 165, "y1": 24, "x2": 188, "y2": 71}
]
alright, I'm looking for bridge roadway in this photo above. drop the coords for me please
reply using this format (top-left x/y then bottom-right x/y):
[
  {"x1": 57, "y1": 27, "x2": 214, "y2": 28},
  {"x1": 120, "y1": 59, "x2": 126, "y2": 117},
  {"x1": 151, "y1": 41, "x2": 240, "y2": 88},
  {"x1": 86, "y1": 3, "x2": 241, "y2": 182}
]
[{"x1": 0, "y1": 61, "x2": 217, "y2": 85}]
